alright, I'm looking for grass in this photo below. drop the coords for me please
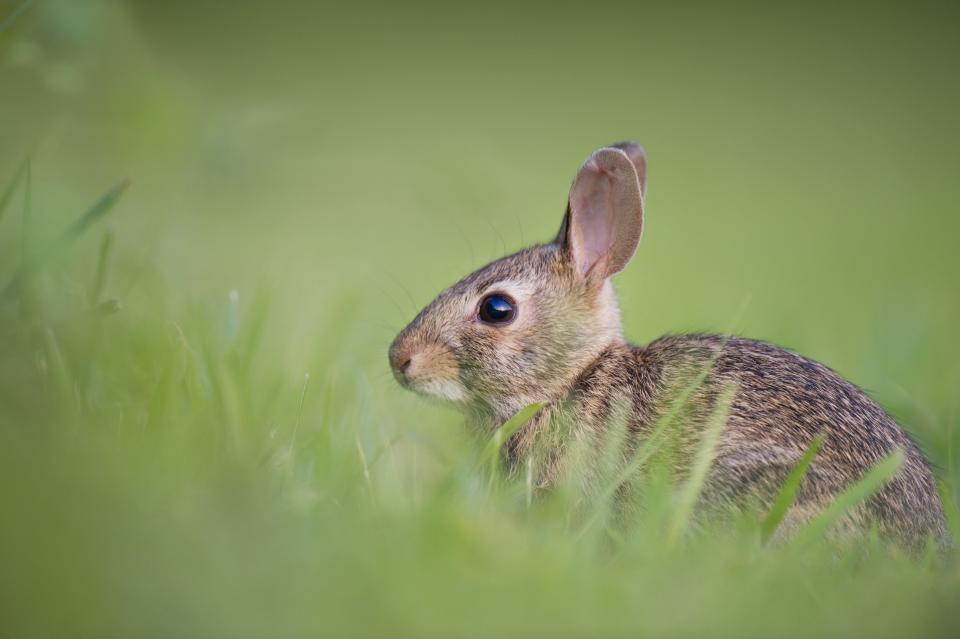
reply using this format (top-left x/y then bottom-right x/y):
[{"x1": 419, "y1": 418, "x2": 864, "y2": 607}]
[
  {"x1": 2, "y1": 1, "x2": 960, "y2": 637},
  {"x1": 761, "y1": 433, "x2": 825, "y2": 542}
]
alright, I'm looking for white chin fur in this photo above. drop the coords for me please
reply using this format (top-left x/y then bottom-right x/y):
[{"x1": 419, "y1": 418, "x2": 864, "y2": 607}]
[{"x1": 412, "y1": 378, "x2": 468, "y2": 402}]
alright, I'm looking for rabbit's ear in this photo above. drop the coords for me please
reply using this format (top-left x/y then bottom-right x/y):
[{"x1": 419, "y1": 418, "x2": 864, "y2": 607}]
[
  {"x1": 557, "y1": 146, "x2": 644, "y2": 282},
  {"x1": 610, "y1": 140, "x2": 647, "y2": 196}
]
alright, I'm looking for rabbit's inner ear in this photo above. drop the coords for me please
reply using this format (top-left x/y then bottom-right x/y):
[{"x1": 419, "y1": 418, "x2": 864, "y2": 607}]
[{"x1": 564, "y1": 147, "x2": 644, "y2": 282}]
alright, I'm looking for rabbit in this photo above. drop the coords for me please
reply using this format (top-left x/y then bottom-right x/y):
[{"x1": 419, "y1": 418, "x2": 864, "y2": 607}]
[{"x1": 388, "y1": 141, "x2": 947, "y2": 549}]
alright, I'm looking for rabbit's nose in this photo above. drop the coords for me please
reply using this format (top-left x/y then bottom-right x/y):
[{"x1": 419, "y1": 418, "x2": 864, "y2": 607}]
[{"x1": 389, "y1": 342, "x2": 414, "y2": 383}]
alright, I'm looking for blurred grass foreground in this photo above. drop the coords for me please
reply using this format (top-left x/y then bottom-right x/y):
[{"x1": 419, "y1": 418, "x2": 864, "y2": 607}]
[{"x1": 2, "y1": 1, "x2": 960, "y2": 637}]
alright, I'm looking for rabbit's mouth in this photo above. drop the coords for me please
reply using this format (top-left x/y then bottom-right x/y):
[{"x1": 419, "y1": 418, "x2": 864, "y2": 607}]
[
  {"x1": 396, "y1": 368, "x2": 469, "y2": 403},
  {"x1": 389, "y1": 339, "x2": 468, "y2": 402},
  {"x1": 407, "y1": 377, "x2": 469, "y2": 402}
]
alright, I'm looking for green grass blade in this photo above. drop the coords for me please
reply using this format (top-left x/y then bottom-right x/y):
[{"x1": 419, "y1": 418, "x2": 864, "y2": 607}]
[
  {"x1": 666, "y1": 382, "x2": 737, "y2": 547},
  {"x1": 793, "y1": 447, "x2": 905, "y2": 547},
  {"x1": 291, "y1": 373, "x2": 310, "y2": 448},
  {"x1": 60, "y1": 178, "x2": 130, "y2": 241},
  {"x1": 936, "y1": 479, "x2": 960, "y2": 545},
  {"x1": 2, "y1": 178, "x2": 130, "y2": 302},
  {"x1": 761, "y1": 434, "x2": 826, "y2": 543},
  {"x1": 0, "y1": 157, "x2": 28, "y2": 225},
  {"x1": 600, "y1": 296, "x2": 749, "y2": 496},
  {"x1": 0, "y1": 0, "x2": 35, "y2": 34},
  {"x1": 577, "y1": 346, "x2": 731, "y2": 539},
  {"x1": 234, "y1": 289, "x2": 270, "y2": 379},
  {"x1": 42, "y1": 326, "x2": 74, "y2": 405},
  {"x1": 88, "y1": 231, "x2": 114, "y2": 307},
  {"x1": 21, "y1": 157, "x2": 32, "y2": 262},
  {"x1": 479, "y1": 402, "x2": 544, "y2": 468}
]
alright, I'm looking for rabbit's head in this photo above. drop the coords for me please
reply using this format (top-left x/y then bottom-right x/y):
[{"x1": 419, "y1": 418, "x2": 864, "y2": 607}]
[{"x1": 389, "y1": 142, "x2": 646, "y2": 420}]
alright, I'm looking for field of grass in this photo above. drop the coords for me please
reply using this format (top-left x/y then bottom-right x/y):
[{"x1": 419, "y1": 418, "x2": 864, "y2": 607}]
[{"x1": 2, "y1": 1, "x2": 960, "y2": 636}]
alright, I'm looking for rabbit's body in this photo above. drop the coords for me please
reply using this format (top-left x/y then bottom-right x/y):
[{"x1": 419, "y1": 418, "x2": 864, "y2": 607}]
[
  {"x1": 509, "y1": 332, "x2": 946, "y2": 548},
  {"x1": 390, "y1": 142, "x2": 947, "y2": 548}
]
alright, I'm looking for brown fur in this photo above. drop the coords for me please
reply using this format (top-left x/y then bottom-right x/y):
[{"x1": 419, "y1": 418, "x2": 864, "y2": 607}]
[{"x1": 389, "y1": 143, "x2": 947, "y2": 550}]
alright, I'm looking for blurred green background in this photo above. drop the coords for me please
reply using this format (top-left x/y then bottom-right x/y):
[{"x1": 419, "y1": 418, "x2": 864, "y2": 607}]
[{"x1": 1, "y1": 1, "x2": 959, "y2": 637}]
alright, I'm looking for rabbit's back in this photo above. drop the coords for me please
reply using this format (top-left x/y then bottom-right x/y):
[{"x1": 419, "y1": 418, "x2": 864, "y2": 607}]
[{"x1": 632, "y1": 335, "x2": 947, "y2": 547}]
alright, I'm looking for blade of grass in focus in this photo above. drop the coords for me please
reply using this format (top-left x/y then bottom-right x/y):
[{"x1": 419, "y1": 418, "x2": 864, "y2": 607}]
[
  {"x1": 577, "y1": 333, "x2": 739, "y2": 540},
  {"x1": 666, "y1": 382, "x2": 737, "y2": 547},
  {"x1": 480, "y1": 402, "x2": 544, "y2": 485},
  {"x1": 793, "y1": 447, "x2": 906, "y2": 547},
  {"x1": 761, "y1": 434, "x2": 825, "y2": 543}
]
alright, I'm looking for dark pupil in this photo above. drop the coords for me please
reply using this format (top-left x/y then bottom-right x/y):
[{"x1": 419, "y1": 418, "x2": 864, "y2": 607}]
[{"x1": 480, "y1": 295, "x2": 514, "y2": 323}]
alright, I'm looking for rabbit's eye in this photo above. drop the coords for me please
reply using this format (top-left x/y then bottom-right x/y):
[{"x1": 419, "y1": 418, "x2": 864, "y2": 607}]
[{"x1": 478, "y1": 294, "x2": 516, "y2": 324}]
